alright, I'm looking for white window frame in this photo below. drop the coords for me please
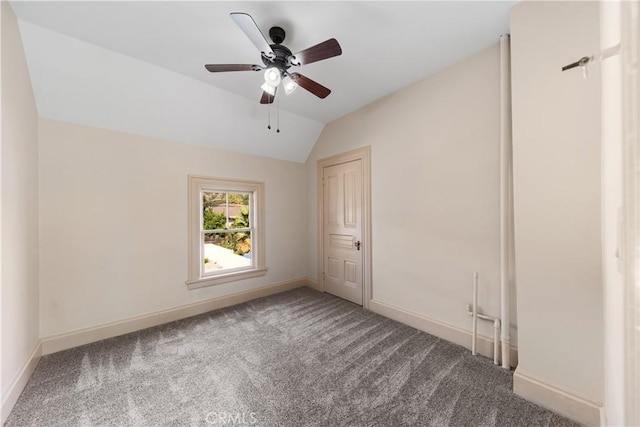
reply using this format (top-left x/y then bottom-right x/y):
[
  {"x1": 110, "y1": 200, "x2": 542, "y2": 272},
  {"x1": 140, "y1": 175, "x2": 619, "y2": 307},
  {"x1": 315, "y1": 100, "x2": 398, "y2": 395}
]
[{"x1": 186, "y1": 175, "x2": 266, "y2": 289}]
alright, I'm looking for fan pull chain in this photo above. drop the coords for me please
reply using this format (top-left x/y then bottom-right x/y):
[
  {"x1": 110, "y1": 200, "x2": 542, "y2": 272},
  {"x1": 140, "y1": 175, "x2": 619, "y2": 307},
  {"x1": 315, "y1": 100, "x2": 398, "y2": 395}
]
[
  {"x1": 276, "y1": 92, "x2": 280, "y2": 133},
  {"x1": 267, "y1": 94, "x2": 271, "y2": 130}
]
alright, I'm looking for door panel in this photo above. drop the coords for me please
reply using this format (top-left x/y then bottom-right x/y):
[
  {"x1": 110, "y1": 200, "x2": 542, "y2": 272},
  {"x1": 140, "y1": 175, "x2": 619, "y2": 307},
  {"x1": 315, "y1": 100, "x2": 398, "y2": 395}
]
[
  {"x1": 323, "y1": 160, "x2": 363, "y2": 305},
  {"x1": 343, "y1": 170, "x2": 357, "y2": 227}
]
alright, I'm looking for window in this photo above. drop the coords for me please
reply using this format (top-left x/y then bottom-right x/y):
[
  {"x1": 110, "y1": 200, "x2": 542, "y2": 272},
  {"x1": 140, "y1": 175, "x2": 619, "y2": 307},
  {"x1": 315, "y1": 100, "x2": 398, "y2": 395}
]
[{"x1": 186, "y1": 176, "x2": 266, "y2": 289}]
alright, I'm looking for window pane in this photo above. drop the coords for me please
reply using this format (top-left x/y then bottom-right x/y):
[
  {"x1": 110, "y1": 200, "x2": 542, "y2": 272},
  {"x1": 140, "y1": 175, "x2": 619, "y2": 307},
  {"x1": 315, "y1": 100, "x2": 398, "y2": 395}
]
[
  {"x1": 203, "y1": 232, "x2": 252, "y2": 272},
  {"x1": 202, "y1": 192, "x2": 226, "y2": 230},
  {"x1": 202, "y1": 191, "x2": 250, "y2": 230},
  {"x1": 228, "y1": 192, "x2": 250, "y2": 229}
]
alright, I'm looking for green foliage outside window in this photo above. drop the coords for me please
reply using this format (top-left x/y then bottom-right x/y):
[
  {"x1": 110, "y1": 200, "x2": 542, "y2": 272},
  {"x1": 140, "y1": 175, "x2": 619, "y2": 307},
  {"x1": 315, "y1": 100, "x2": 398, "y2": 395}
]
[
  {"x1": 203, "y1": 210, "x2": 226, "y2": 231},
  {"x1": 203, "y1": 199, "x2": 251, "y2": 256},
  {"x1": 227, "y1": 207, "x2": 251, "y2": 255}
]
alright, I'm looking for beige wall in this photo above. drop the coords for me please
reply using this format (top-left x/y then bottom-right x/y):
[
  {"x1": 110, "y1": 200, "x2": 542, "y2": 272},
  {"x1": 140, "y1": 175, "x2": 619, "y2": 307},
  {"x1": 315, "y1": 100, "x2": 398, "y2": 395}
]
[
  {"x1": 38, "y1": 119, "x2": 307, "y2": 337},
  {"x1": 1, "y1": 0, "x2": 40, "y2": 405},
  {"x1": 510, "y1": 0, "x2": 603, "y2": 406},
  {"x1": 306, "y1": 44, "x2": 517, "y2": 346}
]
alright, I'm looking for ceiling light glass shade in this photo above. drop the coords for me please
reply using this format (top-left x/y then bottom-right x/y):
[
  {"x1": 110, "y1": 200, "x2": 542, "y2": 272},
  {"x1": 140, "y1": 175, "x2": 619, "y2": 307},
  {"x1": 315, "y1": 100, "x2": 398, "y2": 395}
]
[
  {"x1": 260, "y1": 82, "x2": 276, "y2": 96},
  {"x1": 282, "y1": 75, "x2": 298, "y2": 95},
  {"x1": 263, "y1": 68, "x2": 281, "y2": 87}
]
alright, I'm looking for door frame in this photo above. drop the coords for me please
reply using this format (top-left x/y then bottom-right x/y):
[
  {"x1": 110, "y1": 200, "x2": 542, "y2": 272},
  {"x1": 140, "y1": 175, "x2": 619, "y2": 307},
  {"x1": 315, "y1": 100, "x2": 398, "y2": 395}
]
[
  {"x1": 317, "y1": 146, "x2": 372, "y2": 309},
  {"x1": 621, "y1": 1, "x2": 640, "y2": 424}
]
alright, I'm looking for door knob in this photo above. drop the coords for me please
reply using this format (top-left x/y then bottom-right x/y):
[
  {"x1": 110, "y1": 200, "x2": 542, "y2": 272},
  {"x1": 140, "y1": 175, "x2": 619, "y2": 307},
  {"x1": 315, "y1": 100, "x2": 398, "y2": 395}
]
[{"x1": 355, "y1": 241, "x2": 361, "y2": 250}]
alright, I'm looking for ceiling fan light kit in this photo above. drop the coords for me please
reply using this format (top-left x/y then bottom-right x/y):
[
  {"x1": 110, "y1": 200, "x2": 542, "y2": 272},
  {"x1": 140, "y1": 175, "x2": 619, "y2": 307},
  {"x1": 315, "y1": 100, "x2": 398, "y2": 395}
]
[
  {"x1": 260, "y1": 82, "x2": 276, "y2": 96},
  {"x1": 263, "y1": 68, "x2": 281, "y2": 87},
  {"x1": 204, "y1": 12, "x2": 342, "y2": 131},
  {"x1": 282, "y1": 75, "x2": 297, "y2": 95}
]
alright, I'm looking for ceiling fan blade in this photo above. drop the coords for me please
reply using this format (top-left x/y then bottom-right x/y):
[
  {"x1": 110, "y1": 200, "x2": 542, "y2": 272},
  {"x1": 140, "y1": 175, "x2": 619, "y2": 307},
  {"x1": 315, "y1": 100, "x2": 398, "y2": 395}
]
[
  {"x1": 290, "y1": 73, "x2": 331, "y2": 99},
  {"x1": 205, "y1": 64, "x2": 262, "y2": 73},
  {"x1": 230, "y1": 13, "x2": 275, "y2": 58},
  {"x1": 291, "y1": 38, "x2": 342, "y2": 66},
  {"x1": 260, "y1": 88, "x2": 277, "y2": 104}
]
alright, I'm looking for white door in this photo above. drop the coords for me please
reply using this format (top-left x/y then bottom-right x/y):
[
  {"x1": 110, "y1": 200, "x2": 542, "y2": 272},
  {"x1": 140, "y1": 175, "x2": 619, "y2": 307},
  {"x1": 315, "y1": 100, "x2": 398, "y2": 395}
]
[{"x1": 323, "y1": 159, "x2": 363, "y2": 305}]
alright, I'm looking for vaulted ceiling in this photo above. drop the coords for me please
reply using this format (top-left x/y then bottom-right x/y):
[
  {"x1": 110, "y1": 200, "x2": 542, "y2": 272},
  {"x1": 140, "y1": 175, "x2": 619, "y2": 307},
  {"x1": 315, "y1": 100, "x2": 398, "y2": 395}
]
[{"x1": 11, "y1": 1, "x2": 514, "y2": 162}]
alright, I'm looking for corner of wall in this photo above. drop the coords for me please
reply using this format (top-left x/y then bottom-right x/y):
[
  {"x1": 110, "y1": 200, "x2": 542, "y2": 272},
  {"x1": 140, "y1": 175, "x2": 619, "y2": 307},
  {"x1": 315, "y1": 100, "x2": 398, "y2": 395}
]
[
  {"x1": 0, "y1": 343, "x2": 41, "y2": 425},
  {"x1": 1, "y1": 1, "x2": 41, "y2": 421}
]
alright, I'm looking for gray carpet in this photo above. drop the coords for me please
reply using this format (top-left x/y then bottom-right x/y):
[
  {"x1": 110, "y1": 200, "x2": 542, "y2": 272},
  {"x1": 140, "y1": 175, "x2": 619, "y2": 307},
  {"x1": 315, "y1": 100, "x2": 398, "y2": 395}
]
[{"x1": 5, "y1": 287, "x2": 580, "y2": 427}]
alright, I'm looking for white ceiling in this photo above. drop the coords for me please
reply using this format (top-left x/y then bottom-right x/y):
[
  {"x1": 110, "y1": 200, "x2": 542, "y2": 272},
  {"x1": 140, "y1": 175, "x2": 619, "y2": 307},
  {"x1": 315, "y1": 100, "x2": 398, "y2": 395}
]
[{"x1": 11, "y1": 1, "x2": 514, "y2": 162}]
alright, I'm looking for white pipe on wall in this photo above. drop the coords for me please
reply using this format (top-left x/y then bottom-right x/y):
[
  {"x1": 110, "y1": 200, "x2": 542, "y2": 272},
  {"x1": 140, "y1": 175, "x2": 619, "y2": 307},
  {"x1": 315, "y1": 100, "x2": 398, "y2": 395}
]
[
  {"x1": 493, "y1": 319, "x2": 500, "y2": 366},
  {"x1": 499, "y1": 34, "x2": 513, "y2": 369},
  {"x1": 466, "y1": 304, "x2": 501, "y2": 365},
  {"x1": 472, "y1": 271, "x2": 479, "y2": 356}
]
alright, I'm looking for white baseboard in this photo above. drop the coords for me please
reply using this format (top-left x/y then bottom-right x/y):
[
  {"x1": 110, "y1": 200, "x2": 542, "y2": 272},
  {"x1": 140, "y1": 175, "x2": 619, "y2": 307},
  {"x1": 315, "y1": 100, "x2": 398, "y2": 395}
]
[
  {"x1": 1, "y1": 342, "x2": 42, "y2": 425},
  {"x1": 513, "y1": 368, "x2": 604, "y2": 426},
  {"x1": 368, "y1": 299, "x2": 518, "y2": 367},
  {"x1": 41, "y1": 277, "x2": 309, "y2": 355},
  {"x1": 306, "y1": 277, "x2": 320, "y2": 291}
]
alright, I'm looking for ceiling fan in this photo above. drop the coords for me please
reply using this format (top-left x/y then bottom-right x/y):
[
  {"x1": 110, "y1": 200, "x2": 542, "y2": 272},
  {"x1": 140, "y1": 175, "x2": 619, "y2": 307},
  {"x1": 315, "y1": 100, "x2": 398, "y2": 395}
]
[{"x1": 204, "y1": 13, "x2": 342, "y2": 104}]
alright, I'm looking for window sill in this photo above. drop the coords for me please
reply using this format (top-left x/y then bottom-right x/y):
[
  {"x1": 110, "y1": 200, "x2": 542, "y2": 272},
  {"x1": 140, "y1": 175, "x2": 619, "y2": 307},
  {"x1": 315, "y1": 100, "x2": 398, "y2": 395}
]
[{"x1": 185, "y1": 267, "x2": 268, "y2": 290}]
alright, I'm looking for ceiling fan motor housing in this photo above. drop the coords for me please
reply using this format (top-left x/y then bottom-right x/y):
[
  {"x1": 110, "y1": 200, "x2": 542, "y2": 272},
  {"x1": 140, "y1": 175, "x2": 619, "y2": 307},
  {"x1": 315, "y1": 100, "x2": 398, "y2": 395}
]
[
  {"x1": 269, "y1": 26, "x2": 286, "y2": 44},
  {"x1": 262, "y1": 43, "x2": 293, "y2": 74}
]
